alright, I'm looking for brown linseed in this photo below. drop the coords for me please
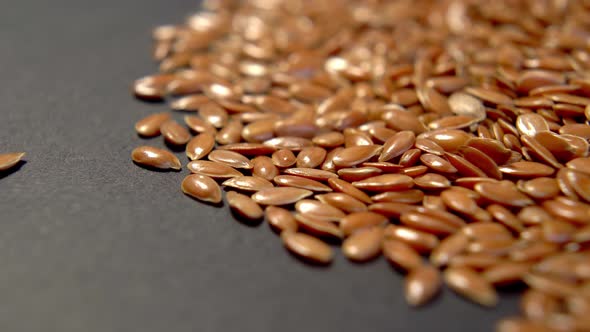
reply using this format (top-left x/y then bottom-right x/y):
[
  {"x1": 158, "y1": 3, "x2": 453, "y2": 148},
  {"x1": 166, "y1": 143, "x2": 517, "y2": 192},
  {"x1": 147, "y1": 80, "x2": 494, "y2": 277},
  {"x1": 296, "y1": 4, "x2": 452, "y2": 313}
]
[
  {"x1": 131, "y1": 1, "x2": 590, "y2": 328},
  {"x1": 0, "y1": 152, "x2": 26, "y2": 172}
]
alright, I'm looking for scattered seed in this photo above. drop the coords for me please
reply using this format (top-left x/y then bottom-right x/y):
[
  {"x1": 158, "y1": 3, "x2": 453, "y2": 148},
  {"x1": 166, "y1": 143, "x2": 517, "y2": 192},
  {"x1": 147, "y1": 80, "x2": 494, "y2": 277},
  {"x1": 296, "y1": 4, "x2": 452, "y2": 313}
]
[
  {"x1": 0, "y1": 152, "x2": 26, "y2": 172},
  {"x1": 131, "y1": 146, "x2": 180, "y2": 170}
]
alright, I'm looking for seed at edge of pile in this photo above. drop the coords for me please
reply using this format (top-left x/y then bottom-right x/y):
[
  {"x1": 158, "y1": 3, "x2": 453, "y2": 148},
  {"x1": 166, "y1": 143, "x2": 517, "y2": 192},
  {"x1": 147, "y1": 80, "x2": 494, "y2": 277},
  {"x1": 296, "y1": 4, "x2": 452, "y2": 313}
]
[
  {"x1": 227, "y1": 191, "x2": 264, "y2": 220},
  {"x1": 444, "y1": 266, "x2": 498, "y2": 307},
  {"x1": 405, "y1": 265, "x2": 442, "y2": 307},
  {"x1": 281, "y1": 231, "x2": 333, "y2": 264},
  {"x1": 181, "y1": 173, "x2": 222, "y2": 204}
]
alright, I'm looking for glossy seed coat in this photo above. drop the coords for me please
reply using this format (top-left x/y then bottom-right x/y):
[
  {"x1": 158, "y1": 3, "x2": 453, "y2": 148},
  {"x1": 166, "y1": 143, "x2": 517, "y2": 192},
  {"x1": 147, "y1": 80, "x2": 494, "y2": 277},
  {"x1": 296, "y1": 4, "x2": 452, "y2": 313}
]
[
  {"x1": 405, "y1": 265, "x2": 442, "y2": 307},
  {"x1": 135, "y1": 112, "x2": 171, "y2": 137},
  {"x1": 227, "y1": 191, "x2": 264, "y2": 220},
  {"x1": 444, "y1": 266, "x2": 498, "y2": 307},
  {"x1": 181, "y1": 174, "x2": 222, "y2": 203},
  {"x1": 0, "y1": 152, "x2": 26, "y2": 171},
  {"x1": 132, "y1": 146, "x2": 180, "y2": 170},
  {"x1": 281, "y1": 231, "x2": 333, "y2": 264},
  {"x1": 252, "y1": 187, "x2": 313, "y2": 205}
]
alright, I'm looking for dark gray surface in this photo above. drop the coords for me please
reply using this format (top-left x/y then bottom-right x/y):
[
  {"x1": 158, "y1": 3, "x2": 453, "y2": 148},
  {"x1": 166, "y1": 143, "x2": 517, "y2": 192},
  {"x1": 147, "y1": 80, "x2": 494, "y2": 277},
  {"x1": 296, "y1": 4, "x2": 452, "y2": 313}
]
[{"x1": 0, "y1": 0, "x2": 520, "y2": 331}]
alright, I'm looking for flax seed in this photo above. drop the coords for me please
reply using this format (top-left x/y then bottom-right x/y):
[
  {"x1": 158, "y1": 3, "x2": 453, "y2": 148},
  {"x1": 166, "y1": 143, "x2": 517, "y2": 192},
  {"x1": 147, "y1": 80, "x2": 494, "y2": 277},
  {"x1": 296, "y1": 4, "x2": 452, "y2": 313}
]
[
  {"x1": 294, "y1": 213, "x2": 343, "y2": 239},
  {"x1": 132, "y1": 146, "x2": 180, "y2": 171},
  {"x1": 281, "y1": 231, "x2": 333, "y2": 264},
  {"x1": 0, "y1": 152, "x2": 26, "y2": 172},
  {"x1": 135, "y1": 112, "x2": 171, "y2": 137},
  {"x1": 295, "y1": 199, "x2": 345, "y2": 222},
  {"x1": 181, "y1": 174, "x2": 222, "y2": 204},
  {"x1": 186, "y1": 132, "x2": 215, "y2": 161},
  {"x1": 250, "y1": 156, "x2": 278, "y2": 181},
  {"x1": 316, "y1": 193, "x2": 367, "y2": 213},
  {"x1": 132, "y1": 1, "x2": 590, "y2": 326},
  {"x1": 342, "y1": 227, "x2": 384, "y2": 262},
  {"x1": 161, "y1": 119, "x2": 191, "y2": 145},
  {"x1": 265, "y1": 206, "x2": 298, "y2": 233},
  {"x1": 430, "y1": 232, "x2": 469, "y2": 267},
  {"x1": 384, "y1": 225, "x2": 439, "y2": 254},
  {"x1": 227, "y1": 191, "x2": 264, "y2": 220},
  {"x1": 383, "y1": 239, "x2": 423, "y2": 272},
  {"x1": 222, "y1": 176, "x2": 273, "y2": 192},
  {"x1": 208, "y1": 150, "x2": 253, "y2": 169},
  {"x1": 444, "y1": 266, "x2": 498, "y2": 307},
  {"x1": 404, "y1": 264, "x2": 442, "y2": 307}
]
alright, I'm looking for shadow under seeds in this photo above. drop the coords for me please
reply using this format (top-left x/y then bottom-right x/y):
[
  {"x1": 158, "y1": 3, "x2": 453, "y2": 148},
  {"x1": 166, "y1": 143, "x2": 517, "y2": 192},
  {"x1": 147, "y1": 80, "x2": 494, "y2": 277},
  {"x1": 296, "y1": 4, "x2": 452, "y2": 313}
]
[
  {"x1": 164, "y1": 140, "x2": 186, "y2": 152},
  {"x1": 285, "y1": 247, "x2": 333, "y2": 269},
  {"x1": 0, "y1": 161, "x2": 27, "y2": 180},
  {"x1": 182, "y1": 193, "x2": 225, "y2": 208},
  {"x1": 229, "y1": 208, "x2": 263, "y2": 227},
  {"x1": 134, "y1": 96, "x2": 165, "y2": 104},
  {"x1": 496, "y1": 282, "x2": 527, "y2": 295}
]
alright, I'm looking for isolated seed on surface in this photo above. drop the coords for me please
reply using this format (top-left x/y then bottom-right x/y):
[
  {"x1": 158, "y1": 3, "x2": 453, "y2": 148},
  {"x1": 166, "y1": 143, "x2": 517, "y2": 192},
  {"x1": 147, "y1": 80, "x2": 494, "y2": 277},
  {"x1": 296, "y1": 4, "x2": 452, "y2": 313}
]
[
  {"x1": 0, "y1": 152, "x2": 26, "y2": 172},
  {"x1": 131, "y1": 146, "x2": 180, "y2": 171}
]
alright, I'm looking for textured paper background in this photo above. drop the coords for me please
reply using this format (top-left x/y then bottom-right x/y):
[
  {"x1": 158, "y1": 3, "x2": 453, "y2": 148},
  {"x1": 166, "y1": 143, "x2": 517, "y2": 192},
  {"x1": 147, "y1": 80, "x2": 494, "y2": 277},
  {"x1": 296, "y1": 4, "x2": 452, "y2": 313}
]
[{"x1": 0, "y1": 0, "x2": 518, "y2": 330}]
